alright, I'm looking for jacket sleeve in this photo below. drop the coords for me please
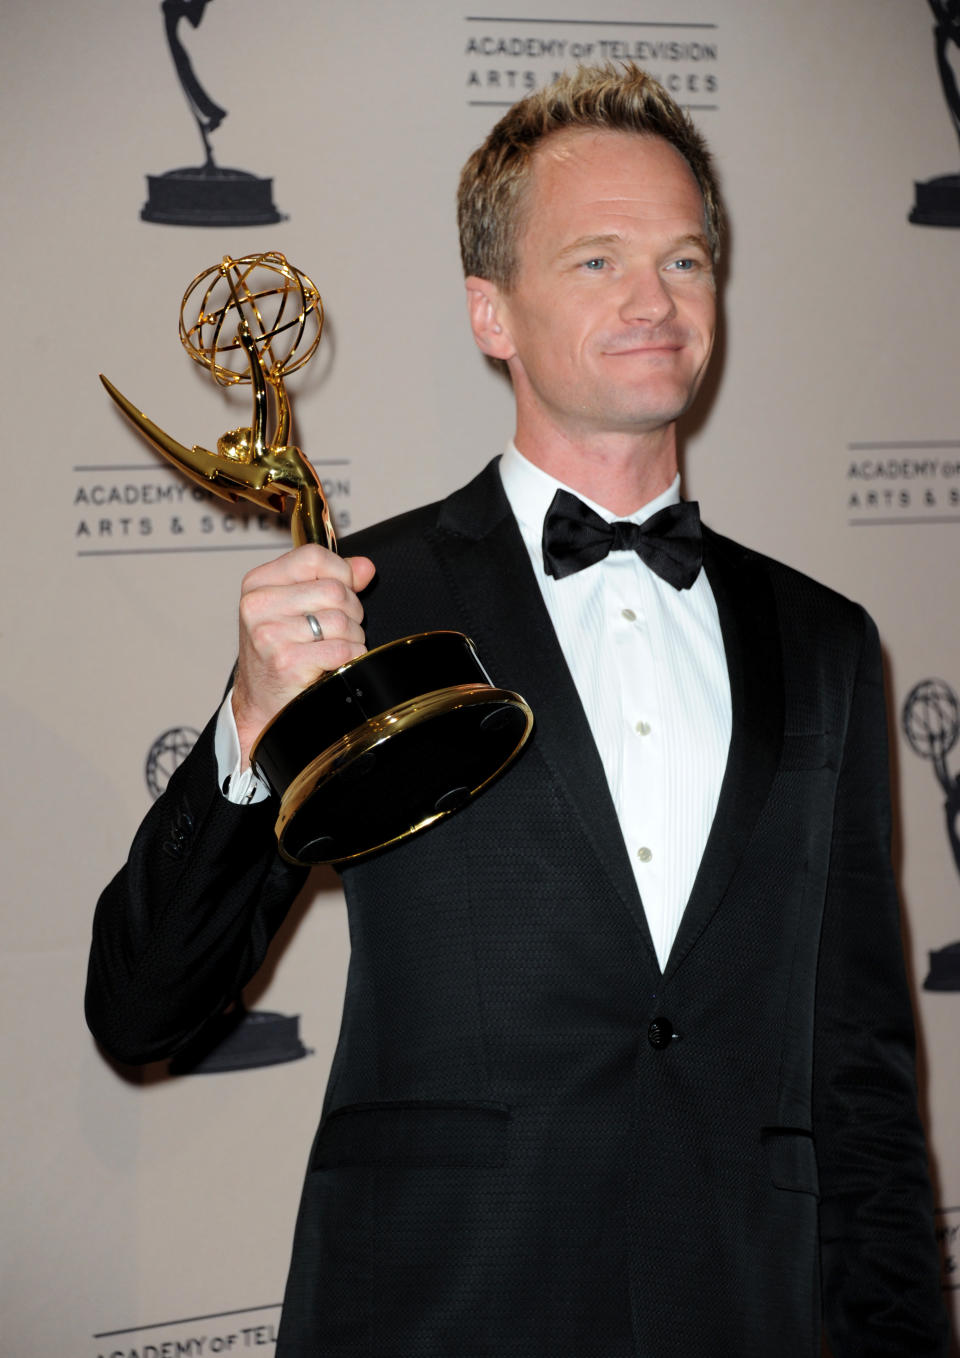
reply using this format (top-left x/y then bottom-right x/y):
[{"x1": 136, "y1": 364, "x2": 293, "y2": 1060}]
[
  {"x1": 813, "y1": 611, "x2": 949, "y2": 1355},
  {"x1": 85, "y1": 711, "x2": 308, "y2": 1065}
]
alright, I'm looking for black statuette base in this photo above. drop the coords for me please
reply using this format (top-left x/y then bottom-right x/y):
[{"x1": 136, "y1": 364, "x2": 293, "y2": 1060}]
[
  {"x1": 909, "y1": 174, "x2": 960, "y2": 227},
  {"x1": 286, "y1": 697, "x2": 531, "y2": 865},
  {"x1": 142, "y1": 166, "x2": 283, "y2": 227},
  {"x1": 170, "y1": 1008, "x2": 310, "y2": 1074},
  {"x1": 924, "y1": 940, "x2": 960, "y2": 991},
  {"x1": 252, "y1": 631, "x2": 533, "y2": 866},
  {"x1": 256, "y1": 632, "x2": 496, "y2": 793}
]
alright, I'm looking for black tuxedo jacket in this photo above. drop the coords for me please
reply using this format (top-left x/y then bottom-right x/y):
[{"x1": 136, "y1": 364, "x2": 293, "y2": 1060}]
[{"x1": 87, "y1": 460, "x2": 948, "y2": 1358}]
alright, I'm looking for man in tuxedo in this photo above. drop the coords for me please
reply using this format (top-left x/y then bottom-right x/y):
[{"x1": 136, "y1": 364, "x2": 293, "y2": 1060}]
[{"x1": 87, "y1": 65, "x2": 949, "y2": 1356}]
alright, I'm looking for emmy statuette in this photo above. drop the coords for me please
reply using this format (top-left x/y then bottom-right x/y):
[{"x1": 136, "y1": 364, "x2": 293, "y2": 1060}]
[
  {"x1": 101, "y1": 252, "x2": 533, "y2": 865},
  {"x1": 902, "y1": 678, "x2": 960, "y2": 989},
  {"x1": 141, "y1": 0, "x2": 283, "y2": 227},
  {"x1": 911, "y1": 0, "x2": 960, "y2": 226}
]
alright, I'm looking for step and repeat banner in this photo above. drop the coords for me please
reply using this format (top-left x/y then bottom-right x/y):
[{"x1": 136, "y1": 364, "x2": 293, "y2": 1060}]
[{"x1": 2, "y1": 2, "x2": 958, "y2": 1353}]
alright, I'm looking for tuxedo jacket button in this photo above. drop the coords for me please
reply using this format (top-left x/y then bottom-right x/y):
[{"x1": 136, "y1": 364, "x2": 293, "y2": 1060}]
[{"x1": 648, "y1": 1016, "x2": 675, "y2": 1050}]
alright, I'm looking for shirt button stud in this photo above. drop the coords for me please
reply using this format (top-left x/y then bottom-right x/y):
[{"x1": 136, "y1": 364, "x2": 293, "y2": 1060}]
[
  {"x1": 635, "y1": 720, "x2": 651, "y2": 736},
  {"x1": 637, "y1": 846, "x2": 653, "y2": 863},
  {"x1": 621, "y1": 608, "x2": 637, "y2": 622},
  {"x1": 648, "y1": 1016, "x2": 675, "y2": 1051}
]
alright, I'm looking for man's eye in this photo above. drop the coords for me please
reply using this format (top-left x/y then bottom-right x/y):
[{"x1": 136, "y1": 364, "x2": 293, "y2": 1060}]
[
  {"x1": 667, "y1": 257, "x2": 698, "y2": 272},
  {"x1": 583, "y1": 257, "x2": 607, "y2": 270}
]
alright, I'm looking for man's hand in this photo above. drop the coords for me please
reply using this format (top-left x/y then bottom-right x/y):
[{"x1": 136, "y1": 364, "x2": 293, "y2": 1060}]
[{"x1": 232, "y1": 544, "x2": 376, "y2": 766}]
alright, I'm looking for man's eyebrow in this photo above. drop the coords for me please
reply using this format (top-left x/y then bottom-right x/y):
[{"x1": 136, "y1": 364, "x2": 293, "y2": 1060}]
[
  {"x1": 554, "y1": 231, "x2": 712, "y2": 262},
  {"x1": 670, "y1": 232, "x2": 712, "y2": 255},
  {"x1": 554, "y1": 233, "x2": 624, "y2": 261}
]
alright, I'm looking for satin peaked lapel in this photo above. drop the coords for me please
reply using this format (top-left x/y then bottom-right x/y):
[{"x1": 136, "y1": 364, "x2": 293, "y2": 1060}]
[
  {"x1": 432, "y1": 461, "x2": 657, "y2": 962},
  {"x1": 663, "y1": 527, "x2": 785, "y2": 980}
]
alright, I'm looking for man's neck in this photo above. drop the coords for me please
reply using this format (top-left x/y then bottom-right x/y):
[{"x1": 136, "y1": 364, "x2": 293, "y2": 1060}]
[{"x1": 513, "y1": 423, "x2": 679, "y2": 517}]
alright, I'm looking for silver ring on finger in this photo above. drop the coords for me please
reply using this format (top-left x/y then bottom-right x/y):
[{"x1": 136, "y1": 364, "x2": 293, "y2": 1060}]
[{"x1": 305, "y1": 612, "x2": 324, "y2": 641}]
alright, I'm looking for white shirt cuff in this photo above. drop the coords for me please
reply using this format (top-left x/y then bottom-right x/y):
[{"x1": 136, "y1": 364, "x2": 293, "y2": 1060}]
[{"x1": 214, "y1": 689, "x2": 271, "y2": 805}]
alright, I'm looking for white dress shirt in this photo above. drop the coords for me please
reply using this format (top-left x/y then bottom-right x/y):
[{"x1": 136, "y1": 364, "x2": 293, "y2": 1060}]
[
  {"x1": 499, "y1": 443, "x2": 731, "y2": 970},
  {"x1": 216, "y1": 444, "x2": 731, "y2": 970}
]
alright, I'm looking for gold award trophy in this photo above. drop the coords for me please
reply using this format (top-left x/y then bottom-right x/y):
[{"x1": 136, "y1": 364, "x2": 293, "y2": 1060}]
[{"x1": 101, "y1": 252, "x2": 532, "y2": 865}]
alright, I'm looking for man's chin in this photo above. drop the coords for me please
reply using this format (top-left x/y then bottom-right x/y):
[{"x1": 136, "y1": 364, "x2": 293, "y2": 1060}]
[{"x1": 601, "y1": 387, "x2": 697, "y2": 434}]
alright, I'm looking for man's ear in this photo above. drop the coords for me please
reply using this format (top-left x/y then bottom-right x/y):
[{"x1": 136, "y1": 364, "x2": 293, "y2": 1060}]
[{"x1": 465, "y1": 276, "x2": 514, "y2": 361}]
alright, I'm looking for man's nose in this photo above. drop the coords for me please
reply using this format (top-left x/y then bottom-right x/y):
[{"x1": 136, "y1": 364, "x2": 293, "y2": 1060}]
[{"x1": 618, "y1": 268, "x2": 676, "y2": 326}]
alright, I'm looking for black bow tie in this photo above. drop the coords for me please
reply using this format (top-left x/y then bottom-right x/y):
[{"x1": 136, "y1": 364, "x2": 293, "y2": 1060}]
[{"x1": 542, "y1": 489, "x2": 703, "y2": 589}]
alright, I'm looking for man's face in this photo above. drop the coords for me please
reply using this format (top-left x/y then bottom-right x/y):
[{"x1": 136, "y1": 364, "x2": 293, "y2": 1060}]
[{"x1": 480, "y1": 130, "x2": 717, "y2": 445}]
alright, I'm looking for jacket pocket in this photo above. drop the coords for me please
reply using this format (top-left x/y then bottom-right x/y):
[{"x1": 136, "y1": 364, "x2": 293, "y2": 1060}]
[
  {"x1": 762, "y1": 1127, "x2": 820, "y2": 1197},
  {"x1": 311, "y1": 1099, "x2": 511, "y2": 1170}
]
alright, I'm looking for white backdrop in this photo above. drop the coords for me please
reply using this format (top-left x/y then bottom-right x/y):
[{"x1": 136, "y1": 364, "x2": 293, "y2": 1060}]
[{"x1": 2, "y1": 3, "x2": 958, "y2": 1353}]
